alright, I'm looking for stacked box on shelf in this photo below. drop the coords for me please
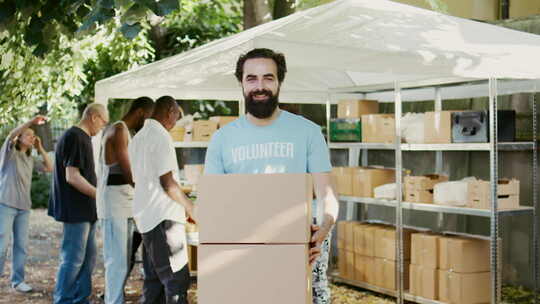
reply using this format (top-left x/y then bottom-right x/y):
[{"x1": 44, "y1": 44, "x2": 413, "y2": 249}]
[
  {"x1": 361, "y1": 114, "x2": 395, "y2": 143},
  {"x1": 404, "y1": 174, "x2": 448, "y2": 204},
  {"x1": 409, "y1": 233, "x2": 440, "y2": 300},
  {"x1": 352, "y1": 167, "x2": 395, "y2": 197},
  {"x1": 331, "y1": 167, "x2": 357, "y2": 196},
  {"x1": 197, "y1": 173, "x2": 313, "y2": 304},
  {"x1": 424, "y1": 111, "x2": 456, "y2": 143},
  {"x1": 352, "y1": 223, "x2": 378, "y2": 285},
  {"x1": 331, "y1": 100, "x2": 379, "y2": 142},
  {"x1": 373, "y1": 226, "x2": 412, "y2": 290},
  {"x1": 192, "y1": 120, "x2": 218, "y2": 141},
  {"x1": 337, "y1": 221, "x2": 356, "y2": 280},
  {"x1": 337, "y1": 99, "x2": 379, "y2": 119},
  {"x1": 467, "y1": 178, "x2": 520, "y2": 210},
  {"x1": 437, "y1": 236, "x2": 492, "y2": 304},
  {"x1": 209, "y1": 116, "x2": 238, "y2": 128}
]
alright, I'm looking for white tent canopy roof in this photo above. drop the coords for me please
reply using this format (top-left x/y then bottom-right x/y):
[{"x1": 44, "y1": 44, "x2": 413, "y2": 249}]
[{"x1": 96, "y1": 0, "x2": 540, "y2": 104}]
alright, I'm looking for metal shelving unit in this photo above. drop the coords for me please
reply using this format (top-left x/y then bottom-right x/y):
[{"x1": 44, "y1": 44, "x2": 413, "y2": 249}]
[{"x1": 328, "y1": 78, "x2": 539, "y2": 304}]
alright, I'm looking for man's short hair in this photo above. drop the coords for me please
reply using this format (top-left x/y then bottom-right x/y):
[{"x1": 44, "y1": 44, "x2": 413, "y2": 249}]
[
  {"x1": 82, "y1": 103, "x2": 108, "y2": 120},
  {"x1": 127, "y1": 96, "x2": 155, "y2": 115},
  {"x1": 235, "y1": 48, "x2": 287, "y2": 83},
  {"x1": 154, "y1": 96, "x2": 179, "y2": 116}
]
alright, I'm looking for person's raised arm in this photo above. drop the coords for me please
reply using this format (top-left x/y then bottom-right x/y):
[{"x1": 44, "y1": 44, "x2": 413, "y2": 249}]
[
  {"x1": 34, "y1": 136, "x2": 53, "y2": 173},
  {"x1": 8, "y1": 115, "x2": 47, "y2": 142}
]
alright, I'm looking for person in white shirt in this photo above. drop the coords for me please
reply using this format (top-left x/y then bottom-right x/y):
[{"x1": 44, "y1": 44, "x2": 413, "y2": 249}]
[
  {"x1": 128, "y1": 96, "x2": 195, "y2": 304},
  {"x1": 97, "y1": 97, "x2": 154, "y2": 304}
]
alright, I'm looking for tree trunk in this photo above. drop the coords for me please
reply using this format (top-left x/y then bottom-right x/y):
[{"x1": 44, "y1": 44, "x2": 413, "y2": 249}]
[
  {"x1": 273, "y1": 0, "x2": 295, "y2": 20},
  {"x1": 243, "y1": 0, "x2": 271, "y2": 29}
]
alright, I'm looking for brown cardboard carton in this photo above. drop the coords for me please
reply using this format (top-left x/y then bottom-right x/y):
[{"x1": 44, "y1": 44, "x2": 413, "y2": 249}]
[
  {"x1": 337, "y1": 99, "x2": 379, "y2": 119},
  {"x1": 374, "y1": 226, "x2": 412, "y2": 261},
  {"x1": 354, "y1": 254, "x2": 375, "y2": 284},
  {"x1": 357, "y1": 224, "x2": 377, "y2": 257},
  {"x1": 374, "y1": 258, "x2": 410, "y2": 290},
  {"x1": 199, "y1": 244, "x2": 311, "y2": 304},
  {"x1": 169, "y1": 125, "x2": 185, "y2": 141},
  {"x1": 209, "y1": 116, "x2": 238, "y2": 128},
  {"x1": 405, "y1": 189, "x2": 433, "y2": 204},
  {"x1": 438, "y1": 270, "x2": 490, "y2": 304},
  {"x1": 404, "y1": 174, "x2": 449, "y2": 191},
  {"x1": 424, "y1": 111, "x2": 455, "y2": 143},
  {"x1": 352, "y1": 167, "x2": 395, "y2": 197},
  {"x1": 467, "y1": 179, "x2": 520, "y2": 210},
  {"x1": 352, "y1": 222, "x2": 366, "y2": 254},
  {"x1": 198, "y1": 173, "x2": 312, "y2": 244},
  {"x1": 510, "y1": 1, "x2": 540, "y2": 18},
  {"x1": 410, "y1": 264, "x2": 438, "y2": 300},
  {"x1": 361, "y1": 114, "x2": 395, "y2": 143},
  {"x1": 338, "y1": 248, "x2": 355, "y2": 280},
  {"x1": 192, "y1": 120, "x2": 218, "y2": 141},
  {"x1": 337, "y1": 221, "x2": 346, "y2": 249},
  {"x1": 411, "y1": 233, "x2": 439, "y2": 269},
  {"x1": 438, "y1": 236, "x2": 489, "y2": 272},
  {"x1": 331, "y1": 167, "x2": 356, "y2": 196}
]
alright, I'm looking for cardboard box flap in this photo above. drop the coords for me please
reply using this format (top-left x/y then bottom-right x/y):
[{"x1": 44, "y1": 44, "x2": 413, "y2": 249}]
[{"x1": 198, "y1": 173, "x2": 312, "y2": 244}]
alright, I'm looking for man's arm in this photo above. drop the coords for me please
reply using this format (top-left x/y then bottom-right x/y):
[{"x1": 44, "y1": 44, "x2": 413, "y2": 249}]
[
  {"x1": 112, "y1": 123, "x2": 134, "y2": 186},
  {"x1": 309, "y1": 172, "x2": 339, "y2": 264},
  {"x1": 66, "y1": 166, "x2": 97, "y2": 199},
  {"x1": 160, "y1": 171, "x2": 195, "y2": 220}
]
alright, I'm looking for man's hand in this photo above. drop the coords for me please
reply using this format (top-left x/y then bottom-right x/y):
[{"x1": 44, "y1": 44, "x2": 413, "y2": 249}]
[{"x1": 309, "y1": 224, "x2": 326, "y2": 265}]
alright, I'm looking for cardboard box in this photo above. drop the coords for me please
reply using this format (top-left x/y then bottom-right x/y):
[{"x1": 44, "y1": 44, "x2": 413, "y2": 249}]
[
  {"x1": 411, "y1": 233, "x2": 439, "y2": 269},
  {"x1": 467, "y1": 179, "x2": 520, "y2": 210},
  {"x1": 374, "y1": 258, "x2": 410, "y2": 290},
  {"x1": 405, "y1": 189, "x2": 434, "y2": 204},
  {"x1": 209, "y1": 116, "x2": 238, "y2": 128},
  {"x1": 438, "y1": 270, "x2": 490, "y2": 304},
  {"x1": 361, "y1": 114, "x2": 395, "y2": 143},
  {"x1": 192, "y1": 120, "x2": 218, "y2": 141},
  {"x1": 338, "y1": 248, "x2": 355, "y2": 280},
  {"x1": 352, "y1": 167, "x2": 395, "y2": 197},
  {"x1": 184, "y1": 164, "x2": 204, "y2": 185},
  {"x1": 354, "y1": 254, "x2": 375, "y2": 284},
  {"x1": 374, "y1": 226, "x2": 412, "y2": 261},
  {"x1": 337, "y1": 99, "x2": 379, "y2": 119},
  {"x1": 510, "y1": 1, "x2": 540, "y2": 18},
  {"x1": 404, "y1": 174, "x2": 449, "y2": 191},
  {"x1": 169, "y1": 125, "x2": 185, "y2": 141},
  {"x1": 354, "y1": 224, "x2": 377, "y2": 257},
  {"x1": 410, "y1": 264, "x2": 438, "y2": 300},
  {"x1": 331, "y1": 167, "x2": 356, "y2": 196},
  {"x1": 198, "y1": 173, "x2": 312, "y2": 244},
  {"x1": 438, "y1": 236, "x2": 489, "y2": 273},
  {"x1": 424, "y1": 111, "x2": 455, "y2": 144},
  {"x1": 199, "y1": 244, "x2": 311, "y2": 304}
]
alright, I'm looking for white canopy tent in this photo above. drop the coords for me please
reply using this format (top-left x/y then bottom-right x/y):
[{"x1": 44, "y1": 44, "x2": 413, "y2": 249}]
[{"x1": 95, "y1": 0, "x2": 540, "y2": 105}]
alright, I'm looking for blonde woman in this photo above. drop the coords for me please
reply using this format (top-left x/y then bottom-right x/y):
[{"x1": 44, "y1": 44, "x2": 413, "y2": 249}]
[{"x1": 0, "y1": 115, "x2": 53, "y2": 292}]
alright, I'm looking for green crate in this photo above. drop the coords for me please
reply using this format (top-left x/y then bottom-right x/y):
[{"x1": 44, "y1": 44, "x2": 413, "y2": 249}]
[{"x1": 330, "y1": 118, "x2": 361, "y2": 142}]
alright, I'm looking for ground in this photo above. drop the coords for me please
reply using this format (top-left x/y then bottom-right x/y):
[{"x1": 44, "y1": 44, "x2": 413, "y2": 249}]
[{"x1": 0, "y1": 209, "x2": 393, "y2": 304}]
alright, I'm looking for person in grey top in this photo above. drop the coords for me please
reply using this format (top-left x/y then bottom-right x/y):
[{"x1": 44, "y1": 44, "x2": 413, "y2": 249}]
[{"x1": 0, "y1": 115, "x2": 53, "y2": 293}]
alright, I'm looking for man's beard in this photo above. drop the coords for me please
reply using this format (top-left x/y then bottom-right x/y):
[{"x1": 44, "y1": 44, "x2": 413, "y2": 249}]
[{"x1": 245, "y1": 89, "x2": 279, "y2": 119}]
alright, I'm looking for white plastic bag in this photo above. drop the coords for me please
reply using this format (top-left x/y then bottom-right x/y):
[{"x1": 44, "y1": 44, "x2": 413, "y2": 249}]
[
  {"x1": 374, "y1": 183, "x2": 397, "y2": 199},
  {"x1": 433, "y1": 177, "x2": 477, "y2": 206},
  {"x1": 401, "y1": 113, "x2": 425, "y2": 143}
]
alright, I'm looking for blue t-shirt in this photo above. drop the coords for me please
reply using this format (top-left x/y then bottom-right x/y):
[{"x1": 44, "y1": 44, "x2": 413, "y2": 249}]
[{"x1": 204, "y1": 110, "x2": 331, "y2": 175}]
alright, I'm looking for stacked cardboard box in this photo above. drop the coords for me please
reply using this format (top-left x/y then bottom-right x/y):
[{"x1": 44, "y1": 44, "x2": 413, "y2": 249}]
[
  {"x1": 331, "y1": 167, "x2": 395, "y2": 198},
  {"x1": 192, "y1": 120, "x2": 218, "y2": 141},
  {"x1": 424, "y1": 111, "x2": 456, "y2": 144},
  {"x1": 404, "y1": 174, "x2": 448, "y2": 204},
  {"x1": 361, "y1": 114, "x2": 395, "y2": 143},
  {"x1": 337, "y1": 100, "x2": 379, "y2": 119},
  {"x1": 373, "y1": 226, "x2": 412, "y2": 290},
  {"x1": 409, "y1": 233, "x2": 440, "y2": 300},
  {"x1": 169, "y1": 124, "x2": 185, "y2": 141},
  {"x1": 352, "y1": 223, "x2": 377, "y2": 285},
  {"x1": 337, "y1": 221, "x2": 356, "y2": 280},
  {"x1": 467, "y1": 179, "x2": 520, "y2": 210},
  {"x1": 437, "y1": 236, "x2": 491, "y2": 304},
  {"x1": 331, "y1": 167, "x2": 356, "y2": 196},
  {"x1": 197, "y1": 173, "x2": 313, "y2": 304}
]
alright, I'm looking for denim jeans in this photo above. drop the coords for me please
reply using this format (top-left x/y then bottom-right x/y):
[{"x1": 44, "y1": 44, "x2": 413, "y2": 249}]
[
  {"x1": 53, "y1": 221, "x2": 97, "y2": 304},
  {"x1": 101, "y1": 217, "x2": 136, "y2": 304},
  {"x1": 0, "y1": 203, "x2": 30, "y2": 287}
]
